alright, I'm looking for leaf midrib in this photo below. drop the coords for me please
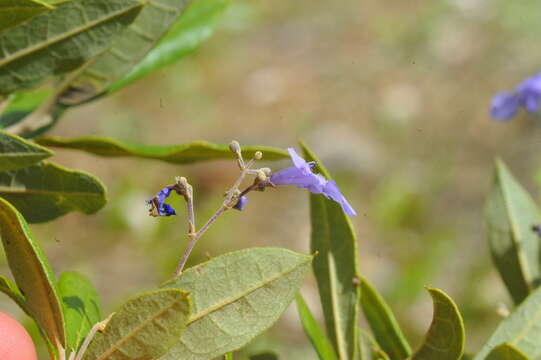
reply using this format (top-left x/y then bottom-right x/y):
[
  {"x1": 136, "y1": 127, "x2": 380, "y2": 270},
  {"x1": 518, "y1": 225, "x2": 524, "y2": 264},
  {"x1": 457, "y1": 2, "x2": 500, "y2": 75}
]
[
  {"x1": 0, "y1": 1, "x2": 141, "y2": 68},
  {"x1": 187, "y1": 257, "x2": 310, "y2": 325},
  {"x1": 96, "y1": 294, "x2": 184, "y2": 360}
]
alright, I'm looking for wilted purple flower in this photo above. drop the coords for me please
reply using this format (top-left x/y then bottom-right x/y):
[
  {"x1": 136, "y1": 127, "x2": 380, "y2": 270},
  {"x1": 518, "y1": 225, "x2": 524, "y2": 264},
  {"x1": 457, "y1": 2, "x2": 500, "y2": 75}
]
[
  {"x1": 233, "y1": 196, "x2": 248, "y2": 211},
  {"x1": 270, "y1": 148, "x2": 357, "y2": 216},
  {"x1": 491, "y1": 72, "x2": 541, "y2": 121},
  {"x1": 147, "y1": 186, "x2": 176, "y2": 216}
]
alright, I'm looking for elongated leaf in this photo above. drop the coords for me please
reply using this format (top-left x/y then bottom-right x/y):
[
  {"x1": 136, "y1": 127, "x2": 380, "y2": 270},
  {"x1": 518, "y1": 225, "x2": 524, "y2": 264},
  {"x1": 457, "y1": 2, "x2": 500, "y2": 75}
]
[
  {"x1": 300, "y1": 140, "x2": 361, "y2": 360},
  {"x1": 83, "y1": 288, "x2": 191, "y2": 360},
  {"x1": 358, "y1": 330, "x2": 391, "y2": 360},
  {"x1": 486, "y1": 344, "x2": 529, "y2": 360},
  {"x1": 411, "y1": 288, "x2": 464, "y2": 360},
  {"x1": 62, "y1": 0, "x2": 193, "y2": 104},
  {"x1": 0, "y1": 274, "x2": 30, "y2": 315},
  {"x1": 160, "y1": 248, "x2": 312, "y2": 360},
  {"x1": 474, "y1": 285, "x2": 541, "y2": 359},
  {"x1": 360, "y1": 277, "x2": 411, "y2": 360},
  {"x1": 296, "y1": 294, "x2": 338, "y2": 360},
  {"x1": 58, "y1": 271, "x2": 102, "y2": 352},
  {"x1": 0, "y1": 130, "x2": 52, "y2": 171},
  {"x1": 0, "y1": 161, "x2": 107, "y2": 223},
  {"x1": 0, "y1": 0, "x2": 145, "y2": 96},
  {"x1": 485, "y1": 160, "x2": 541, "y2": 304},
  {"x1": 108, "y1": 0, "x2": 229, "y2": 93},
  {"x1": 0, "y1": 197, "x2": 65, "y2": 348},
  {"x1": 224, "y1": 353, "x2": 233, "y2": 360},
  {"x1": 36, "y1": 136, "x2": 289, "y2": 163},
  {"x1": 0, "y1": 0, "x2": 53, "y2": 32}
]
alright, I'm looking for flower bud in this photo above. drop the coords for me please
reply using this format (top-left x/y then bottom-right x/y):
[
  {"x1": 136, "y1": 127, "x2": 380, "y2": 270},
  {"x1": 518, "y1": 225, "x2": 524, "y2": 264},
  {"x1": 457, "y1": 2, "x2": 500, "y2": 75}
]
[
  {"x1": 260, "y1": 167, "x2": 271, "y2": 176},
  {"x1": 229, "y1": 140, "x2": 241, "y2": 154},
  {"x1": 254, "y1": 151, "x2": 263, "y2": 160},
  {"x1": 257, "y1": 170, "x2": 267, "y2": 182}
]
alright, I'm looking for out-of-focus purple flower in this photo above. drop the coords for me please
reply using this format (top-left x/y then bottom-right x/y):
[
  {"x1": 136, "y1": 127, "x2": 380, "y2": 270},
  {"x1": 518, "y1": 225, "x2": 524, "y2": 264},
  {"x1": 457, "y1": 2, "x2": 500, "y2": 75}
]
[
  {"x1": 147, "y1": 186, "x2": 176, "y2": 216},
  {"x1": 532, "y1": 224, "x2": 541, "y2": 238},
  {"x1": 233, "y1": 196, "x2": 248, "y2": 211},
  {"x1": 270, "y1": 148, "x2": 357, "y2": 216},
  {"x1": 491, "y1": 72, "x2": 541, "y2": 121}
]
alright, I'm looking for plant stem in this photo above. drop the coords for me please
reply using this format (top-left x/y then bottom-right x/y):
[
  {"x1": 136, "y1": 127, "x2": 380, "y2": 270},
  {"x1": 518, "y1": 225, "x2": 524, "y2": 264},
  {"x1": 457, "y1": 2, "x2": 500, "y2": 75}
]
[
  {"x1": 175, "y1": 205, "x2": 227, "y2": 276},
  {"x1": 74, "y1": 313, "x2": 114, "y2": 360},
  {"x1": 174, "y1": 159, "x2": 258, "y2": 276}
]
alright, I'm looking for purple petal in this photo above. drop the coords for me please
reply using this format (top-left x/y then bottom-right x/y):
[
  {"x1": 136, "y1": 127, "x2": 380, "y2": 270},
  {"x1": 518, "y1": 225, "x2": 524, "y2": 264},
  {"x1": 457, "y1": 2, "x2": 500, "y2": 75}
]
[
  {"x1": 521, "y1": 88, "x2": 541, "y2": 113},
  {"x1": 156, "y1": 187, "x2": 172, "y2": 202},
  {"x1": 288, "y1": 148, "x2": 312, "y2": 172},
  {"x1": 323, "y1": 180, "x2": 357, "y2": 216},
  {"x1": 270, "y1": 166, "x2": 325, "y2": 193},
  {"x1": 233, "y1": 196, "x2": 248, "y2": 211},
  {"x1": 160, "y1": 203, "x2": 176, "y2": 216},
  {"x1": 490, "y1": 92, "x2": 520, "y2": 121}
]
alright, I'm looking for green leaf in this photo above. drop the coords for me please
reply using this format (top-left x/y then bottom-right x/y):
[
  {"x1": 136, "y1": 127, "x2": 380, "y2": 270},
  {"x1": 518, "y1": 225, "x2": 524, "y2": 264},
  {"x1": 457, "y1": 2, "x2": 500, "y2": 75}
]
[
  {"x1": 0, "y1": 0, "x2": 145, "y2": 96},
  {"x1": 359, "y1": 277, "x2": 411, "y2": 360},
  {"x1": 0, "y1": 130, "x2": 52, "y2": 171},
  {"x1": 0, "y1": 274, "x2": 30, "y2": 315},
  {"x1": 358, "y1": 330, "x2": 391, "y2": 360},
  {"x1": 160, "y1": 248, "x2": 312, "y2": 360},
  {"x1": 224, "y1": 353, "x2": 233, "y2": 360},
  {"x1": 107, "y1": 0, "x2": 230, "y2": 93},
  {"x1": 0, "y1": 197, "x2": 65, "y2": 349},
  {"x1": 0, "y1": 0, "x2": 53, "y2": 32},
  {"x1": 0, "y1": 161, "x2": 107, "y2": 223},
  {"x1": 58, "y1": 271, "x2": 101, "y2": 352},
  {"x1": 300, "y1": 140, "x2": 361, "y2": 360},
  {"x1": 411, "y1": 287, "x2": 465, "y2": 360},
  {"x1": 474, "y1": 285, "x2": 541, "y2": 359},
  {"x1": 82, "y1": 288, "x2": 191, "y2": 360},
  {"x1": 61, "y1": 0, "x2": 195, "y2": 104},
  {"x1": 35, "y1": 136, "x2": 289, "y2": 164},
  {"x1": 296, "y1": 294, "x2": 338, "y2": 360},
  {"x1": 485, "y1": 159, "x2": 541, "y2": 304},
  {"x1": 486, "y1": 344, "x2": 529, "y2": 360}
]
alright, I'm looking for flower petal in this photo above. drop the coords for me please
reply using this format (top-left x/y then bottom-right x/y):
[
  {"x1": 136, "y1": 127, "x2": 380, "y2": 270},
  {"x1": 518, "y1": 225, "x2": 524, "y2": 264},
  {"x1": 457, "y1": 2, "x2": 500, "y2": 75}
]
[
  {"x1": 233, "y1": 196, "x2": 248, "y2": 211},
  {"x1": 323, "y1": 180, "x2": 357, "y2": 216},
  {"x1": 490, "y1": 92, "x2": 520, "y2": 121}
]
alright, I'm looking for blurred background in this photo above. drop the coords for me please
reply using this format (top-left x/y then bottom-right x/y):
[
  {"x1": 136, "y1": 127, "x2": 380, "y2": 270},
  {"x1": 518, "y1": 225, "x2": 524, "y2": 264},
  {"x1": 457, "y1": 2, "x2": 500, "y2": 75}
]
[{"x1": 3, "y1": 0, "x2": 541, "y2": 358}]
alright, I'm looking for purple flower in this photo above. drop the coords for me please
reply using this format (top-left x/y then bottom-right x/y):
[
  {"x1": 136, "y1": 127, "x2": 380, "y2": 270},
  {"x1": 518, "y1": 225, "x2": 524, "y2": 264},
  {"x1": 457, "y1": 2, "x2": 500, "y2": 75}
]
[
  {"x1": 147, "y1": 186, "x2": 176, "y2": 216},
  {"x1": 270, "y1": 148, "x2": 357, "y2": 216},
  {"x1": 233, "y1": 196, "x2": 248, "y2": 211},
  {"x1": 491, "y1": 72, "x2": 541, "y2": 121}
]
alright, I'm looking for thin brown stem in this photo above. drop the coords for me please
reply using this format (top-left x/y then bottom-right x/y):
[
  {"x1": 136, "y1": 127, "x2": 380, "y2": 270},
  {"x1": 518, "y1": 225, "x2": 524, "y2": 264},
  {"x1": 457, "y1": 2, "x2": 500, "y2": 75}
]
[{"x1": 175, "y1": 206, "x2": 227, "y2": 276}]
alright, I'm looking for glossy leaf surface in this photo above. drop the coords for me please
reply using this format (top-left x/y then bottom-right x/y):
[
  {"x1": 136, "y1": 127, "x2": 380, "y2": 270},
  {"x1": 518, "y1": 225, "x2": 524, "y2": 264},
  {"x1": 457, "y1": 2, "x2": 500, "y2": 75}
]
[
  {"x1": 160, "y1": 248, "x2": 312, "y2": 360},
  {"x1": 59, "y1": 271, "x2": 102, "y2": 352},
  {"x1": 108, "y1": 0, "x2": 229, "y2": 93}
]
